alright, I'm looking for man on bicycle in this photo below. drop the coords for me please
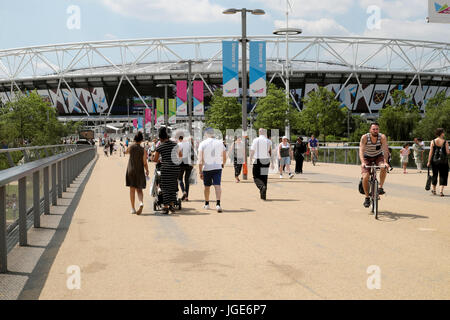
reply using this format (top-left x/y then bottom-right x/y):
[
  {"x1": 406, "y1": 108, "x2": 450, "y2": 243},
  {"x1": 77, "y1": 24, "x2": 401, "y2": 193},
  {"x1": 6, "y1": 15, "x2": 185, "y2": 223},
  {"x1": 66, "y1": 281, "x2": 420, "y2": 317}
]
[
  {"x1": 308, "y1": 135, "x2": 319, "y2": 162},
  {"x1": 360, "y1": 123, "x2": 389, "y2": 208}
]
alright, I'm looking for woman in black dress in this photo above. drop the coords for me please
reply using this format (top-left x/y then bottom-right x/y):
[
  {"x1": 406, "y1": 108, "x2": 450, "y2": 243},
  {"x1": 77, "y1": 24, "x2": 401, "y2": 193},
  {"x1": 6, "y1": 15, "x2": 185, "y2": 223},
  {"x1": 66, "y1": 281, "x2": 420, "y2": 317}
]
[
  {"x1": 427, "y1": 128, "x2": 449, "y2": 197},
  {"x1": 125, "y1": 132, "x2": 149, "y2": 215},
  {"x1": 153, "y1": 127, "x2": 182, "y2": 214}
]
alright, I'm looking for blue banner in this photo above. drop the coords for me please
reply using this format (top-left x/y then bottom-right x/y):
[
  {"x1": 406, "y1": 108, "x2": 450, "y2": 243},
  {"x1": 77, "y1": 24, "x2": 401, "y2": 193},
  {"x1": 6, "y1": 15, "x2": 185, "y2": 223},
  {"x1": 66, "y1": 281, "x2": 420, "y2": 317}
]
[
  {"x1": 222, "y1": 41, "x2": 239, "y2": 97},
  {"x1": 249, "y1": 41, "x2": 266, "y2": 97}
]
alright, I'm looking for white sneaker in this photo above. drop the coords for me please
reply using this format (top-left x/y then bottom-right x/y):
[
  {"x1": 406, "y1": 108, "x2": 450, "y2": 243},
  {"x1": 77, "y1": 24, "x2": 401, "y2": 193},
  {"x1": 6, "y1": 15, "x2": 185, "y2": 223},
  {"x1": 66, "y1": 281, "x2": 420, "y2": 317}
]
[
  {"x1": 279, "y1": 174, "x2": 283, "y2": 179},
  {"x1": 216, "y1": 205, "x2": 223, "y2": 213},
  {"x1": 131, "y1": 209, "x2": 136, "y2": 214},
  {"x1": 289, "y1": 173, "x2": 294, "y2": 179},
  {"x1": 203, "y1": 204, "x2": 210, "y2": 210}
]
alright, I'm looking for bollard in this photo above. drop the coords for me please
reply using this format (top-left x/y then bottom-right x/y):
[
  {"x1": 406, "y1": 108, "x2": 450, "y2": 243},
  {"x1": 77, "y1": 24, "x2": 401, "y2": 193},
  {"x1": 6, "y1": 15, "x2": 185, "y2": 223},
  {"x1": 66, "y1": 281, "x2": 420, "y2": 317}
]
[
  {"x1": 0, "y1": 186, "x2": 7, "y2": 273},
  {"x1": 33, "y1": 171, "x2": 40, "y2": 228},
  {"x1": 44, "y1": 166, "x2": 50, "y2": 215},
  {"x1": 18, "y1": 177, "x2": 27, "y2": 246}
]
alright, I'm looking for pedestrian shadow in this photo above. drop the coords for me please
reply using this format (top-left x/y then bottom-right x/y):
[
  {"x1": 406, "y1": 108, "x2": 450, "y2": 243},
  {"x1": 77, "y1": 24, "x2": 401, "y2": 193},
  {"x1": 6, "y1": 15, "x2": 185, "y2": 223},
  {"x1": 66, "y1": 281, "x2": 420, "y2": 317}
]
[
  {"x1": 264, "y1": 199, "x2": 300, "y2": 202},
  {"x1": 376, "y1": 211, "x2": 429, "y2": 222},
  {"x1": 222, "y1": 208, "x2": 255, "y2": 213}
]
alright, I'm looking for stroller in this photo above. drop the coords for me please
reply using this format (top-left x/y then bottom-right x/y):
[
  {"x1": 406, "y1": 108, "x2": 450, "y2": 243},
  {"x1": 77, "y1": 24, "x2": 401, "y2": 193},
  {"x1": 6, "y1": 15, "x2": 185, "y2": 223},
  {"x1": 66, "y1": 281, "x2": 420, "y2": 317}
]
[{"x1": 150, "y1": 164, "x2": 182, "y2": 212}]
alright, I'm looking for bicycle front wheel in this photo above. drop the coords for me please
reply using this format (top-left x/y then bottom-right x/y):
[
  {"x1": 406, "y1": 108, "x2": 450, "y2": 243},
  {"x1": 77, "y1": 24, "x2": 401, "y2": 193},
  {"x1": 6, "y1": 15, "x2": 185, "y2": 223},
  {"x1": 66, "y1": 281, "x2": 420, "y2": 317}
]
[{"x1": 373, "y1": 179, "x2": 379, "y2": 219}]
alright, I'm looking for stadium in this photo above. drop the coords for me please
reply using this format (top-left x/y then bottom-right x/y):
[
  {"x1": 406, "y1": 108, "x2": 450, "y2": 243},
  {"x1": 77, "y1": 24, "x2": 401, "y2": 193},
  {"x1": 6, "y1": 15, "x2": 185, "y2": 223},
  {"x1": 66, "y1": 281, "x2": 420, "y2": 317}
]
[{"x1": 0, "y1": 35, "x2": 449, "y2": 131}]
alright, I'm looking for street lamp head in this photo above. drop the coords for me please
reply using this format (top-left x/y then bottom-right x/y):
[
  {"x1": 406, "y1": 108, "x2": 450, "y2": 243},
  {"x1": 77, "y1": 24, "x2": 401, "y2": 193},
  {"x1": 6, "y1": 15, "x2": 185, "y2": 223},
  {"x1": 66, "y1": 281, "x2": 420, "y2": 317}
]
[
  {"x1": 223, "y1": 8, "x2": 238, "y2": 14},
  {"x1": 251, "y1": 9, "x2": 265, "y2": 15},
  {"x1": 273, "y1": 28, "x2": 302, "y2": 35}
]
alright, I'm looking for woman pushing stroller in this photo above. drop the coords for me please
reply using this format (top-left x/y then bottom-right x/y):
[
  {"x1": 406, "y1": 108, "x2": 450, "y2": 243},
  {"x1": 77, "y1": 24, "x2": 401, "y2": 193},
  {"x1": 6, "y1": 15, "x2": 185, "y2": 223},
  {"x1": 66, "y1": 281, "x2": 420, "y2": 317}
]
[{"x1": 152, "y1": 127, "x2": 183, "y2": 214}]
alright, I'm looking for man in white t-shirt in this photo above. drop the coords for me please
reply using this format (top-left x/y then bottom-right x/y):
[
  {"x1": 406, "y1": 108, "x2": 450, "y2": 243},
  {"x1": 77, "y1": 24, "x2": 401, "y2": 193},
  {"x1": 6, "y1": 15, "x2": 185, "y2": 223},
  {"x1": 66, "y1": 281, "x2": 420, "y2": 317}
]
[
  {"x1": 198, "y1": 128, "x2": 227, "y2": 212},
  {"x1": 250, "y1": 128, "x2": 273, "y2": 200}
]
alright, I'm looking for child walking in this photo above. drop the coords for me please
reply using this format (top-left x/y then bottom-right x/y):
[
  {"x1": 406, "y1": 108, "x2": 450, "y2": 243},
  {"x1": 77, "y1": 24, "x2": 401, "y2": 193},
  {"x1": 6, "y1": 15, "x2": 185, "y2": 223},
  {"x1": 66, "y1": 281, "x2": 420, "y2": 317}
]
[{"x1": 400, "y1": 143, "x2": 410, "y2": 174}]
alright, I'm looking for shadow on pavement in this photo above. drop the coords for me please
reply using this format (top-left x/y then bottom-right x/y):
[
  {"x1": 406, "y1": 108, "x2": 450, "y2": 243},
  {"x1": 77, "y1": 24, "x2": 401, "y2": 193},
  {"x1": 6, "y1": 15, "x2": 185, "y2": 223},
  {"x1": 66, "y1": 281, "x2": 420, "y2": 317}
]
[
  {"x1": 377, "y1": 211, "x2": 429, "y2": 222},
  {"x1": 17, "y1": 156, "x2": 98, "y2": 300}
]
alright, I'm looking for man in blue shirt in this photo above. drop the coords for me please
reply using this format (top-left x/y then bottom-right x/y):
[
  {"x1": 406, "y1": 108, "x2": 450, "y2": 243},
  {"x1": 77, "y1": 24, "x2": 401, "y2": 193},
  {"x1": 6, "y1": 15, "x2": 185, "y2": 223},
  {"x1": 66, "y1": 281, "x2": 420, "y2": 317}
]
[{"x1": 308, "y1": 135, "x2": 319, "y2": 161}]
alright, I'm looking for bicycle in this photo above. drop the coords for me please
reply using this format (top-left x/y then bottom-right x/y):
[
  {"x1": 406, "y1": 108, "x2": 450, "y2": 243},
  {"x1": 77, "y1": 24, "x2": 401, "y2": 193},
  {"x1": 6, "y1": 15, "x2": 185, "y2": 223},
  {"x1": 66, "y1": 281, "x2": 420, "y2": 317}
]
[{"x1": 364, "y1": 164, "x2": 385, "y2": 219}]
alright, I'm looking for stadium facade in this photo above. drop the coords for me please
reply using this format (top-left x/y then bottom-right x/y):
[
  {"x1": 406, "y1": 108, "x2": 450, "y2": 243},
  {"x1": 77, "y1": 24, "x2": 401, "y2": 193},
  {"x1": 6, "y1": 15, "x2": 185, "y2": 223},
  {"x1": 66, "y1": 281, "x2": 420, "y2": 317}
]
[{"x1": 0, "y1": 35, "x2": 449, "y2": 124}]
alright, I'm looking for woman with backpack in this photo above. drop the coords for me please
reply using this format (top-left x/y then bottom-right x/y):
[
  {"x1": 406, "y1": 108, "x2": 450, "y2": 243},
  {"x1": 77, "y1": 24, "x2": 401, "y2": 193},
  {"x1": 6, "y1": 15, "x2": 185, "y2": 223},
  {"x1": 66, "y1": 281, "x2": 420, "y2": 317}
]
[{"x1": 427, "y1": 128, "x2": 449, "y2": 197}]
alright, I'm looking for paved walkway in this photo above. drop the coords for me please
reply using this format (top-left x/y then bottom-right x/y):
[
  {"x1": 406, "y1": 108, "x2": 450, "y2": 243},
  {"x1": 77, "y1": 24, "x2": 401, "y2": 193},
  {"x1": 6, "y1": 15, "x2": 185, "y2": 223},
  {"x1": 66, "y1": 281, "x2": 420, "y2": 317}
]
[{"x1": 3, "y1": 149, "x2": 450, "y2": 299}]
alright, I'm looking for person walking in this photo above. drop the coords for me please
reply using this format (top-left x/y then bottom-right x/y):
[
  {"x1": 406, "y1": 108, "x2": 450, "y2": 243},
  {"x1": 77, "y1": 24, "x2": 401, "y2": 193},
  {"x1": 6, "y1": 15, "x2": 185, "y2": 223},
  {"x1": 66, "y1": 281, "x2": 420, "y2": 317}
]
[
  {"x1": 250, "y1": 128, "x2": 273, "y2": 200},
  {"x1": 400, "y1": 143, "x2": 410, "y2": 174},
  {"x1": 427, "y1": 128, "x2": 449, "y2": 197},
  {"x1": 178, "y1": 135, "x2": 194, "y2": 201},
  {"x1": 153, "y1": 127, "x2": 181, "y2": 214},
  {"x1": 229, "y1": 136, "x2": 245, "y2": 183},
  {"x1": 278, "y1": 136, "x2": 294, "y2": 179},
  {"x1": 411, "y1": 138, "x2": 425, "y2": 173},
  {"x1": 293, "y1": 137, "x2": 306, "y2": 174},
  {"x1": 198, "y1": 128, "x2": 227, "y2": 212},
  {"x1": 125, "y1": 132, "x2": 149, "y2": 215}
]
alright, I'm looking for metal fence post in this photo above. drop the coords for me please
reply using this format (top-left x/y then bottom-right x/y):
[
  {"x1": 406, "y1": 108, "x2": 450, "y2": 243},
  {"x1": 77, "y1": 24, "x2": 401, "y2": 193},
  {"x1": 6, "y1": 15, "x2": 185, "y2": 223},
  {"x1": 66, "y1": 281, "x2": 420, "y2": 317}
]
[
  {"x1": 0, "y1": 186, "x2": 7, "y2": 273},
  {"x1": 44, "y1": 166, "x2": 50, "y2": 214},
  {"x1": 57, "y1": 161, "x2": 62, "y2": 198},
  {"x1": 334, "y1": 149, "x2": 336, "y2": 163},
  {"x1": 62, "y1": 159, "x2": 67, "y2": 192},
  {"x1": 345, "y1": 149, "x2": 348, "y2": 164},
  {"x1": 18, "y1": 177, "x2": 27, "y2": 246},
  {"x1": 52, "y1": 163, "x2": 57, "y2": 205},
  {"x1": 33, "y1": 171, "x2": 40, "y2": 228}
]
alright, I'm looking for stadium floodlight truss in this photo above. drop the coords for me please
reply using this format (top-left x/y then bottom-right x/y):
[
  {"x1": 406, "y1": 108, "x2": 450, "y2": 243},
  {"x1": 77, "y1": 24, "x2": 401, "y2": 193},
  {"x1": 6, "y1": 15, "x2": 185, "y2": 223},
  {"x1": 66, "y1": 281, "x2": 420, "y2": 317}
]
[{"x1": 0, "y1": 35, "x2": 449, "y2": 116}]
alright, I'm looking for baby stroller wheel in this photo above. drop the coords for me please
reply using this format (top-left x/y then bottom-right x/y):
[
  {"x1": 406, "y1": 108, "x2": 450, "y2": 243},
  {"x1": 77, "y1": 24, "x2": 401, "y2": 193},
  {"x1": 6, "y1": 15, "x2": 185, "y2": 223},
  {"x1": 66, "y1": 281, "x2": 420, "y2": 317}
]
[
  {"x1": 153, "y1": 200, "x2": 158, "y2": 211},
  {"x1": 177, "y1": 199, "x2": 182, "y2": 210}
]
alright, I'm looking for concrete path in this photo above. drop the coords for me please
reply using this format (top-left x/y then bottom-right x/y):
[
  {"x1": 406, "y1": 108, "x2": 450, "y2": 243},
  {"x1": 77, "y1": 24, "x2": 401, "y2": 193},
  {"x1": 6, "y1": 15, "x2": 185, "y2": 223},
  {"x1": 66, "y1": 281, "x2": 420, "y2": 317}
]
[{"x1": 12, "y1": 149, "x2": 450, "y2": 299}]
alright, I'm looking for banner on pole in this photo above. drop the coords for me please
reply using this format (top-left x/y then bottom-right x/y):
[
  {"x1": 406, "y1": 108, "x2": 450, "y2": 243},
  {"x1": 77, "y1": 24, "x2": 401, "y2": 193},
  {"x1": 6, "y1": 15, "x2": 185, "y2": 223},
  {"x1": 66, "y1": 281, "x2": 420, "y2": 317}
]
[
  {"x1": 133, "y1": 119, "x2": 138, "y2": 128},
  {"x1": 428, "y1": 0, "x2": 450, "y2": 23},
  {"x1": 222, "y1": 41, "x2": 239, "y2": 97},
  {"x1": 193, "y1": 81, "x2": 204, "y2": 116},
  {"x1": 138, "y1": 117, "x2": 143, "y2": 129},
  {"x1": 169, "y1": 99, "x2": 177, "y2": 124},
  {"x1": 249, "y1": 41, "x2": 266, "y2": 97},
  {"x1": 156, "y1": 98, "x2": 165, "y2": 125},
  {"x1": 176, "y1": 81, "x2": 188, "y2": 116}
]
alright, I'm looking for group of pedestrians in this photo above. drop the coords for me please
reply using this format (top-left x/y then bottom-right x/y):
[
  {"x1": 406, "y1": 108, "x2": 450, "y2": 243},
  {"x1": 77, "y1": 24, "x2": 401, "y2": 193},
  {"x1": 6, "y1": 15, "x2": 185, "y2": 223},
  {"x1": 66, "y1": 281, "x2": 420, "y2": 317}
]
[{"x1": 123, "y1": 123, "x2": 448, "y2": 215}]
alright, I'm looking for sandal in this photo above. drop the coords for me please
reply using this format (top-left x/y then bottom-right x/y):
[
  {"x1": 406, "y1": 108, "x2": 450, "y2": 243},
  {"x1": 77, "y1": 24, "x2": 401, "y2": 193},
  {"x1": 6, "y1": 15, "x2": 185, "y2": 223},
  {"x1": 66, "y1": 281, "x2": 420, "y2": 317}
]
[
  {"x1": 162, "y1": 207, "x2": 170, "y2": 214},
  {"x1": 440, "y1": 192, "x2": 444, "y2": 197},
  {"x1": 432, "y1": 190, "x2": 436, "y2": 195}
]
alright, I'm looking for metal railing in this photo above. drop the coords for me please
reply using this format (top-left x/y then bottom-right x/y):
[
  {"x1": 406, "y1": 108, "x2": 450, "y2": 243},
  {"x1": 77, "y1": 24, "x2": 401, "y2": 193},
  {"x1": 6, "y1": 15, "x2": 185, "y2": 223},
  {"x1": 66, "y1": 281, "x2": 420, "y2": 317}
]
[
  {"x1": 0, "y1": 144, "x2": 79, "y2": 170},
  {"x1": 0, "y1": 144, "x2": 96, "y2": 273},
  {"x1": 313, "y1": 146, "x2": 434, "y2": 168}
]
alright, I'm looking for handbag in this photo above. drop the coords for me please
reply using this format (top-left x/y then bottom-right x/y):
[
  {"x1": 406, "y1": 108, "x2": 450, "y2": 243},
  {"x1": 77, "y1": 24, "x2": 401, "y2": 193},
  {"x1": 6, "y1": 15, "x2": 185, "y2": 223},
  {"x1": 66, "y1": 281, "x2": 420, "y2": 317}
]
[
  {"x1": 358, "y1": 178, "x2": 365, "y2": 195},
  {"x1": 189, "y1": 168, "x2": 197, "y2": 185},
  {"x1": 425, "y1": 167, "x2": 432, "y2": 191}
]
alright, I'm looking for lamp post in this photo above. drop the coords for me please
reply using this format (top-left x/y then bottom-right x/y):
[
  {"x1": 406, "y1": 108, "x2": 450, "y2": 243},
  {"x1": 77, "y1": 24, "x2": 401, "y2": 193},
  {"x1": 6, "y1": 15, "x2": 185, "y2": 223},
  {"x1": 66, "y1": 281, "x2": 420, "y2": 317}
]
[
  {"x1": 179, "y1": 60, "x2": 202, "y2": 139},
  {"x1": 156, "y1": 84, "x2": 175, "y2": 127},
  {"x1": 273, "y1": 1, "x2": 302, "y2": 139},
  {"x1": 223, "y1": 7, "x2": 265, "y2": 180}
]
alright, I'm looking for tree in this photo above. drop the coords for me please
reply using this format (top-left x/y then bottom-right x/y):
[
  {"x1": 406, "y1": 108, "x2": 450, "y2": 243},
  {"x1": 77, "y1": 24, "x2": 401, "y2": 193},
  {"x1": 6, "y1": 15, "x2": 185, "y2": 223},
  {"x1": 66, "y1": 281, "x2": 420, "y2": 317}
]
[
  {"x1": 0, "y1": 90, "x2": 80, "y2": 147},
  {"x1": 378, "y1": 90, "x2": 421, "y2": 141},
  {"x1": 205, "y1": 89, "x2": 241, "y2": 134},
  {"x1": 350, "y1": 115, "x2": 371, "y2": 142},
  {"x1": 414, "y1": 91, "x2": 450, "y2": 140},
  {"x1": 299, "y1": 86, "x2": 346, "y2": 142},
  {"x1": 253, "y1": 83, "x2": 300, "y2": 134}
]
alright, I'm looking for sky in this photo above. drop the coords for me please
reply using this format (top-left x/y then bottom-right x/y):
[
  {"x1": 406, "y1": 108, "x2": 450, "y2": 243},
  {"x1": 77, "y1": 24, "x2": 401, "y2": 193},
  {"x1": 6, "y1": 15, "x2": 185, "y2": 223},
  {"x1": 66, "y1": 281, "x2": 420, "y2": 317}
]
[{"x1": 0, "y1": 0, "x2": 449, "y2": 50}]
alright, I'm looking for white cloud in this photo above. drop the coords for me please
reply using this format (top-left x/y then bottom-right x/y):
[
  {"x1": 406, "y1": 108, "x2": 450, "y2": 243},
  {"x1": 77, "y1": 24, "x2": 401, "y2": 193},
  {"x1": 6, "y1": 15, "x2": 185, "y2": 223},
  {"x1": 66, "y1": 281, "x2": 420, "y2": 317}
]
[
  {"x1": 252, "y1": 0, "x2": 355, "y2": 17},
  {"x1": 363, "y1": 18, "x2": 449, "y2": 42},
  {"x1": 275, "y1": 18, "x2": 352, "y2": 36},
  {"x1": 101, "y1": 0, "x2": 235, "y2": 23},
  {"x1": 104, "y1": 33, "x2": 118, "y2": 40},
  {"x1": 359, "y1": 0, "x2": 427, "y2": 20}
]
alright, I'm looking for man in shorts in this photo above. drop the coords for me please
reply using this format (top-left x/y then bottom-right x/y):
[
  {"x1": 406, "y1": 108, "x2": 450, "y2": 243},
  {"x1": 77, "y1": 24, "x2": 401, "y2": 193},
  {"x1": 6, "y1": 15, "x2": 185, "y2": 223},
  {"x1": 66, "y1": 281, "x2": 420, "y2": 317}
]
[
  {"x1": 198, "y1": 128, "x2": 227, "y2": 212},
  {"x1": 359, "y1": 123, "x2": 390, "y2": 208}
]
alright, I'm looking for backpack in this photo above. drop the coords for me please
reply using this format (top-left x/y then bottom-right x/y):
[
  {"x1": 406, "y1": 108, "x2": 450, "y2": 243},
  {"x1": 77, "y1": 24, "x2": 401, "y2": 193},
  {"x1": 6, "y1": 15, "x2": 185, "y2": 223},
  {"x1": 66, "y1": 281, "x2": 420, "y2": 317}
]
[{"x1": 432, "y1": 140, "x2": 448, "y2": 165}]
